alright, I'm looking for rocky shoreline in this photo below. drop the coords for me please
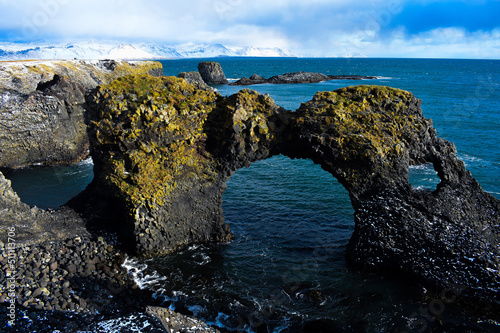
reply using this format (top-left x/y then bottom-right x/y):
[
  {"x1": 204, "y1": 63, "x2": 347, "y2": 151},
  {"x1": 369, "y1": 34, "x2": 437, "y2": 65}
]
[
  {"x1": 0, "y1": 60, "x2": 163, "y2": 170},
  {"x1": 0, "y1": 235, "x2": 222, "y2": 332}
]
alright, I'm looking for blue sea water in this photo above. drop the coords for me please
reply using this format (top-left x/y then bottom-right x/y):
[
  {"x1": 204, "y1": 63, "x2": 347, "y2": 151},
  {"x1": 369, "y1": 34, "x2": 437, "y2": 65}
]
[{"x1": 5, "y1": 58, "x2": 500, "y2": 332}]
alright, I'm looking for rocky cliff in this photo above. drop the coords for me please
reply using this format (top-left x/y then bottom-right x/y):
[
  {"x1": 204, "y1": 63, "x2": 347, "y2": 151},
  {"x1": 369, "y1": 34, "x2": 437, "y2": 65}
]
[
  {"x1": 78, "y1": 75, "x2": 499, "y2": 304},
  {"x1": 0, "y1": 60, "x2": 163, "y2": 169}
]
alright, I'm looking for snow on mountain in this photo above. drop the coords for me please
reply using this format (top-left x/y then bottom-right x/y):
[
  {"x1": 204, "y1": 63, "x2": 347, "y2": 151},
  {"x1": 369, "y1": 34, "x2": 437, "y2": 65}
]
[
  {"x1": 228, "y1": 46, "x2": 293, "y2": 57},
  {"x1": 0, "y1": 42, "x2": 294, "y2": 60},
  {"x1": 107, "y1": 44, "x2": 156, "y2": 59}
]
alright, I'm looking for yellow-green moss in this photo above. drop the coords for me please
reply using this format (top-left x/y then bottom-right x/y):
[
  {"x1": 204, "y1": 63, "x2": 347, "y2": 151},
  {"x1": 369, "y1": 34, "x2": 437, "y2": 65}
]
[
  {"x1": 89, "y1": 74, "x2": 220, "y2": 211},
  {"x1": 294, "y1": 85, "x2": 426, "y2": 184},
  {"x1": 297, "y1": 85, "x2": 423, "y2": 161}
]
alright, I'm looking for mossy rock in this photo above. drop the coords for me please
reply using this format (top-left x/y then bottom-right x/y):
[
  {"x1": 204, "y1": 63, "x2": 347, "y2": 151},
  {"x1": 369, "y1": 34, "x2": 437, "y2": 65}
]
[{"x1": 87, "y1": 74, "x2": 220, "y2": 211}]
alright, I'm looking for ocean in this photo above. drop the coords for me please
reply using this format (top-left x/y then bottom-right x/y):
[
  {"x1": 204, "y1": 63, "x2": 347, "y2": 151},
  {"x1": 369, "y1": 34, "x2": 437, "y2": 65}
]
[{"x1": 6, "y1": 58, "x2": 500, "y2": 332}]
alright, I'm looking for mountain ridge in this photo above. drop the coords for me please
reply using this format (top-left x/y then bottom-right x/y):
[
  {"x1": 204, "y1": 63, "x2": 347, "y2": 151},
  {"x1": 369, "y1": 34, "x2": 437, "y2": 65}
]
[{"x1": 0, "y1": 41, "x2": 294, "y2": 60}]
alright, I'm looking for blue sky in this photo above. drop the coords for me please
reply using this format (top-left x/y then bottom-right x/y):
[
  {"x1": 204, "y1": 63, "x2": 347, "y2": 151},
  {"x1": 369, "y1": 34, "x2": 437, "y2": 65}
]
[{"x1": 0, "y1": 0, "x2": 499, "y2": 58}]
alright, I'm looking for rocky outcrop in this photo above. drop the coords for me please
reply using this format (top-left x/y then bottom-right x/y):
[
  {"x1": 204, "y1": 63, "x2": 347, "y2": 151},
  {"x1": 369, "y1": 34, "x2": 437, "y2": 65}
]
[
  {"x1": 0, "y1": 75, "x2": 88, "y2": 168},
  {"x1": 230, "y1": 72, "x2": 379, "y2": 85},
  {"x1": 0, "y1": 171, "x2": 89, "y2": 246},
  {"x1": 0, "y1": 60, "x2": 163, "y2": 94},
  {"x1": 177, "y1": 71, "x2": 205, "y2": 86},
  {"x1": 147, "y1": 306, "x2": 220, "y2": 332},
  {"x1": 0, "y1": 60, "x2": 163, "y2": 169},
  {"x1": 71, "y1": 75, "x2": 233, "y2": 255},
  {"x1": 197, "y1": 61, "x2": 228, "y2": 84},
  {"x1": 177, "y1": 71, "x2": 214, "y2": 91},
  {"x1": 79, "y1": 76, "x2": 499, "y2": 304}
]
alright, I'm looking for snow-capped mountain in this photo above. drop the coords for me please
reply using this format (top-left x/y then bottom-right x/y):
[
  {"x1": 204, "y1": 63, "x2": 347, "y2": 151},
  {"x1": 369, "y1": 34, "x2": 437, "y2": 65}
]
[{"x1": 0, "y1": 42, "x2": 294, "y2": 60}]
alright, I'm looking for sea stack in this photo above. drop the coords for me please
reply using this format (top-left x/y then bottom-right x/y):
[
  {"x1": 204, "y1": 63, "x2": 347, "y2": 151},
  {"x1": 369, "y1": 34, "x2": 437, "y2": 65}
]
[
  {"x1": 77, "y1": 77, "x2": 499, "y2": 305},
  {"x1": 197, "y1": 61, "x2": 228, "y2": 84}
]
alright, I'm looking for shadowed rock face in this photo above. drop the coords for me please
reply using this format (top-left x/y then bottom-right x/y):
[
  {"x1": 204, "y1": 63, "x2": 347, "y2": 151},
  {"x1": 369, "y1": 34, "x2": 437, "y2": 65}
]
[{"x1": 78, "y1": 75, "x2": 499, "y2": 303}]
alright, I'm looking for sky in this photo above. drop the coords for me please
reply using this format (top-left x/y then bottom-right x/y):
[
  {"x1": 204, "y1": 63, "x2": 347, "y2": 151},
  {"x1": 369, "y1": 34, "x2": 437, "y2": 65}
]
[{"x1": 0, "y1": 0, "x2": 499, "y2": 58}]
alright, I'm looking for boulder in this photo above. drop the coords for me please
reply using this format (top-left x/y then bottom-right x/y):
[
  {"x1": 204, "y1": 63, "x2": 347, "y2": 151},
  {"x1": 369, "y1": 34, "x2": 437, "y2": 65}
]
[
  {"x1": 177, "y1": 71, "x2": 213, "y2": 91},
  {"x1": 197, "y1": 61, "x2": 228, "y2": 84},
  {"x1": 178, "y1": 71, "x2": 206, "y2": 86},
  {"x1": 147, "y1": 306, "x2": 220, "y2": 332}
]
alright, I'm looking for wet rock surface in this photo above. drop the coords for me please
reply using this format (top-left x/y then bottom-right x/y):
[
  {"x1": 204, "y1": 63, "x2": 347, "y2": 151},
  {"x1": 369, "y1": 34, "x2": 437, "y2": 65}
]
[
  {"x1": 0, "y1": 237, "x2": 166, "y2": 332},
  {"x1": 0, "y1": 234, "x2": 225, "y2": 332},
  {"x1": 147, "y1": 306, "x2": 221, "y2": 333},
  {"x1": 77, "y1": 77, "x2": 499, "y2": 307}
]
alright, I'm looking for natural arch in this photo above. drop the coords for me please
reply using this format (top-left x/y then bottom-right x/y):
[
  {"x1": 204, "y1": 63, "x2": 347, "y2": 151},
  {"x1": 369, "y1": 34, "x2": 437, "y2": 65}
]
[{"x1": 74, "y1": 75, "x2": 500, "y2": 303}]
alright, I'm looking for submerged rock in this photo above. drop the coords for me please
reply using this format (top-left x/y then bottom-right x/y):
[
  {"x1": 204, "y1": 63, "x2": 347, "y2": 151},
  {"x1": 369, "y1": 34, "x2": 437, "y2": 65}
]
[
  {"x1": 0, "y1": 60, "x2": 163, "y2": 169},
  {"x1": 76, "y1": 76, "x2": 499, "y2": 305}
]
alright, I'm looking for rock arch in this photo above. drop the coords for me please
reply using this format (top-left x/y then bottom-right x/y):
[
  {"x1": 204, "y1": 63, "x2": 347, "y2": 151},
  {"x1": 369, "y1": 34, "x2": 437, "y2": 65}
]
[{"x1": 74, "y1": 75, "x2": 499, "y2": 303}]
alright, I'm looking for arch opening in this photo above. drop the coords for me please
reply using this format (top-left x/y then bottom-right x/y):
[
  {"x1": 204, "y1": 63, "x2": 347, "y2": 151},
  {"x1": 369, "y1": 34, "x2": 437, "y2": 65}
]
[
  {"x1": 408, "y1": 162, "x2": 441, "y2": 192},
  {"x1": 4, "y1": 158, "x2": 94, "y2": 209}
]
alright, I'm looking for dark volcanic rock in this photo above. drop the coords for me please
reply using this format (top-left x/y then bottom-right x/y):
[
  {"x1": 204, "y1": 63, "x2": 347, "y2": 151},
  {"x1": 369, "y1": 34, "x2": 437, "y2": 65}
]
[
  {"x1": 0, "y1": 77, "x2": 88, "y2": 169},
  {"x1": 229, "y1": 74, "x2": 267, "y2": 86},
  {"x1": 197, "y1": 61, "x2": 228, "y2": 84},
  {"x1": 267, "y1": 71, "x2": 330, "y2": 84},
  {"x1": 147, "y1": 306, "x2": 220, "y2": 332},
  {"x1": 76, "y1": 76, "x2": 499, "y2": 305},
  {"x1": 178, "y1": 71, "x2": 206, "y2": 86},
  {"x1": 229, "y1": 72, "x2": 379, "y2": 86}
]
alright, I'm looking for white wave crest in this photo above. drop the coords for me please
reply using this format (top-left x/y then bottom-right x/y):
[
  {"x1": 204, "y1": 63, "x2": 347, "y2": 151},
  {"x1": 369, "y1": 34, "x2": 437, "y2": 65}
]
[{"x1": 122, "y1": 258, "x2": 167, "y2": 290}]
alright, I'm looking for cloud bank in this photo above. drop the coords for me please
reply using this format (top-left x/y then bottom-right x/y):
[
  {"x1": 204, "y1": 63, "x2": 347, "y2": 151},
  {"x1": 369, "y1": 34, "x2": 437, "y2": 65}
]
[{"x1": 0, "y1": 0, "x2": 499, "y2": 58}]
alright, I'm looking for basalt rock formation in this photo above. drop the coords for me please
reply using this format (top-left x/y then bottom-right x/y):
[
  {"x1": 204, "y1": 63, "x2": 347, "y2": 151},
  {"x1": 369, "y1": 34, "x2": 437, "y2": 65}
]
[
  {"x1": 0, "y1": 60, "x2": 163, "y2": 169},
  {"x1": 197, "y1": 61, "x2": 228, "y2": 84},
  {"x1": 230, "y1": 71, "x2": 379, "y2": 86},
  {"x1": 79, "y1": 75, "x2": 499, "y2": 303}
]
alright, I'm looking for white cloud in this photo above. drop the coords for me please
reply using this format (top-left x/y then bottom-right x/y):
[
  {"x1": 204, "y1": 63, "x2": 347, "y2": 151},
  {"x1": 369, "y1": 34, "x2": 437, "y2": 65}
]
[{"x1": 0, "y1": 0, "x2": 499, "y2": 59}]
